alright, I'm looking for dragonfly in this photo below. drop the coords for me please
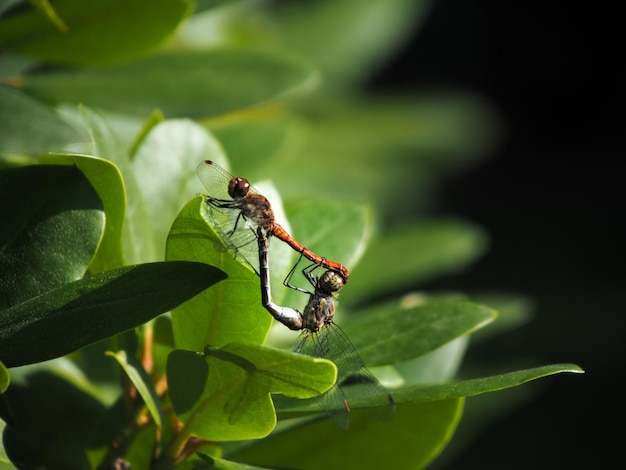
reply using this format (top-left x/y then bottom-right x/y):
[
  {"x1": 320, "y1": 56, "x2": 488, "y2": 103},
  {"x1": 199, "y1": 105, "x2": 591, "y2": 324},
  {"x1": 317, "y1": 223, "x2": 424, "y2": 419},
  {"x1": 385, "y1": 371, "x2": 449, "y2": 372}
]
[
  {"x1": 196, "y1": 160, "x2": 350, "y2": 282},
  {"x1": 256, "y1": 227, "x2": 395, "y2": 429}
]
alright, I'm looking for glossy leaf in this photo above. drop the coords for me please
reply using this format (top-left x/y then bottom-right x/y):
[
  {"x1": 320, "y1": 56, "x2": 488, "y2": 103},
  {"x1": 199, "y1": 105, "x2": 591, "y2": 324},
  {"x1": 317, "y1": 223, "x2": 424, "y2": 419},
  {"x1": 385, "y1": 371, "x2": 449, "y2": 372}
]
[
  {"x1": 166, "y1": 344, "x2": 336, "y2": 441},
  {"x1": 346, "y1": 219, "x2": 489, "y2": 303},
  {"x1": 21, "y1": 49, "x2": 319, "y2": 117},
  {"x1": 196, "y1": 454, "x2": 271, "y2": 470},
  {"x1": 40, "y1": 153, "x2": 126, "y2": 272},
  {"x1": 0, "y1": 0, "x2": 193, "y2": 65},
  {"x1": 0, "y1": 86, "x2": 81, "y2": 156},
  {"x1": 0, "y1": 261, "x2": 225, "y2": 367},
  {"x1": 233, "y1": 398, "x2": 463, "y2": 470},
  {"x1": 0, "y1": 164, "x2": 104, "y2": 309},
  {"x1": 106, "y1": 350, "x2": 163, "y2": 428}
]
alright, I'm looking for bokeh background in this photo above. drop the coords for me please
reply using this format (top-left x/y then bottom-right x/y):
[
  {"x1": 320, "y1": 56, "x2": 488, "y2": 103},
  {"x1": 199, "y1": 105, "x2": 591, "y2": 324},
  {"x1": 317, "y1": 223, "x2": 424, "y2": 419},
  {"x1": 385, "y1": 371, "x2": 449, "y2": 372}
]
[{"x1": 370, "y1": 1, "x2": 621, "y2": 467}]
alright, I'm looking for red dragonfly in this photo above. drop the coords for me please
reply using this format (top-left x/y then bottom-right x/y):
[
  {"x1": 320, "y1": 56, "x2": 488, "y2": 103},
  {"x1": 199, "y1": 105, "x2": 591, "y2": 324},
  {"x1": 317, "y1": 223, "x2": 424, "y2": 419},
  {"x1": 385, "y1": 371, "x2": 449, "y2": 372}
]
[
  {"x1": 197, "y1": 160, "x2": 350, "y2": 282},
  {"x1": 256, "y1": 227, "x2": 395, "y2": 429}
]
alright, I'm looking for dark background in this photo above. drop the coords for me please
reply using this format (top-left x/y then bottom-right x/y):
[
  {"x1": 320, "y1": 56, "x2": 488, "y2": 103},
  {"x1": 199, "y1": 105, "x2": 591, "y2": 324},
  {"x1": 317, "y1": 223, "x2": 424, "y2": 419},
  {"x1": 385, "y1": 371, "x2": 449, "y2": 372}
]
[{"x1": 372, "y1": 1, "x2": 623, "y2": 468}]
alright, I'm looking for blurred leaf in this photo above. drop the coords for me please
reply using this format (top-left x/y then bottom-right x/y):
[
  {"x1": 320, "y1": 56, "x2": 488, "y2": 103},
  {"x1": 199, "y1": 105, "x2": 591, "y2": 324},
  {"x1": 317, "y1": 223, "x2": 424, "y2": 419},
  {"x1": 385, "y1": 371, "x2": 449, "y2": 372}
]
[
  {"x1": 27, "y1": 0, "x2": 68, "y2": 32},
  {"x1": 275, "y1": 0, "x2": 433, "y2": 89},
  {"x1": 106, "y1": 350, "x2": 163, "y2": 429},
  {"x1": 132, "y1": 119, "x2": 227, "y2": 256},
  {"x1": 0, "y1": 261, "x2": 225, "y2": 367},
  {"x1": 346, "y1": 219, "x2": 489, "y2": 303},
  {"x1": 0, "y1": 164, "x2": 104, "y2": 309},
  {"x1": 467, "y1": 292, "x2": 536, "y2": 341},
  {"x1": 40, "y1": 153, "x2": 126, "y2": 272},
  {"x1": 233, "y1": 398, "x2": 463, "y2": 470},
  {"x1": 0, "y1": 86, "x2": 82, "y2": 156},
  {"x1": 21, "y1": 49, "x2": 319, "y2": 117},
  {"x1": 75, "y1": 105, "x2": 156, "y2": 263},
  {"x1": 167, "y1": 344, "x2": 336, "y2": 441},
  {"x1": 268, "y1": 95, "x2": 501, "y2": 216},
  {"x1": 0, "y1": 0, "x2": 192, "y2": 65}
]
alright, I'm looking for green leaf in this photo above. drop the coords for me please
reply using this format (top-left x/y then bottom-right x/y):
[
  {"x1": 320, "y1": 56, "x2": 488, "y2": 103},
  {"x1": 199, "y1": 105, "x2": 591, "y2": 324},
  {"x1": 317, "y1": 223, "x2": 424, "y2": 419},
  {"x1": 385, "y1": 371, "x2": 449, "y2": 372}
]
[
  {"x1": 21, "y1": 49, "x2": 319, "y2": 117},
  {"x1": 346, "y1": 219, "x2": 489, "y2": 303},
  {"x1": 105, "y1": 350, "x2": 163, "y2": 429},
  {"x1": 0, "y1": 361, "x2": 8, "y2": 394},
  {"x1": 0, "y1": 86, "x2": 82, "y2": 156},
  {"x1": 27, "y1": 0, "x2": 69, "y2": 32},
  {"x1": 0, "y1": 261, "x2": 225, "y2": 367},
  {"x1": 131, "y1": 119, "x2": 227, "y2": 257},
  {"x1": 0, "y1": 0, "x2": 193, "y2": 66},
  {"x1": 232, "y1": 398, "x2": 463, "y2": 470},
  {"x1": 2, "y1": 364, "x2": 109, "y2": 469},
  {"x1": 391, "y1": 363, "x2": 584, "y2": 404},
  {"x1": 40, "y1": 153, "x2": 126, "y2": 272},
  {"x1": 343, "y1": 298, "x2": 497, "y2": 367},
  {"x1": 167, "y1": 343, "x2": 336, "y2": 441},
  {"x1": 0, "y1": 164, "x2": 104, "y2": 309},
  {"x1": 196, "y1": 454, "x2": 274, "y2": 470},
  {"x1": 75, "y1": 105, "x2": 156, "y2": 263},
  {"x1": 166, "y1": 196, "x2": 274, "y2": 350},
  {"x1": 279, "y1": 199, "x2": 371, "y2": 308},
  {"x1": 276, "y1": 0, "x2": 433, "y2": 89}
]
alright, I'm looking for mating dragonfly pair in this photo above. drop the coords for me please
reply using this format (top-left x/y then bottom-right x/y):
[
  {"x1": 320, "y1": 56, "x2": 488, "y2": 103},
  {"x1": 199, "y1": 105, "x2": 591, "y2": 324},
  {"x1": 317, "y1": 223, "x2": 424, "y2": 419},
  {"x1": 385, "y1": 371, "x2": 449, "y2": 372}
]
[{"x1": 197, "y1": 160, "x2": 395, "y2": 429}]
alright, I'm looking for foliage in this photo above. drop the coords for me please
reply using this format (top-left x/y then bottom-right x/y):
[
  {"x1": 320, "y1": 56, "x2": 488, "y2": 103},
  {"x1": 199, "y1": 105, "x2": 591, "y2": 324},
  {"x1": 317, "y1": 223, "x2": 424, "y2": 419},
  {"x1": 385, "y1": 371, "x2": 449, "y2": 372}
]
[{"x1": 0, "y1": 1, "x2": 582, "y2": 469}]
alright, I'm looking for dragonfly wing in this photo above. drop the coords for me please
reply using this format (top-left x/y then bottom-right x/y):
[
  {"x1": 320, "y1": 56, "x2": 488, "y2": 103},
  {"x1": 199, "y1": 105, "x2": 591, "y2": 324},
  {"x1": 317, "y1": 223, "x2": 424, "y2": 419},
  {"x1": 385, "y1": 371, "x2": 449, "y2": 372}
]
[
  {"x1": 294, "y1": 330, "x2": 351, "y2": 429},
  {"x1": 324, "y1": 324, "x2": 396, "y2": 422}
]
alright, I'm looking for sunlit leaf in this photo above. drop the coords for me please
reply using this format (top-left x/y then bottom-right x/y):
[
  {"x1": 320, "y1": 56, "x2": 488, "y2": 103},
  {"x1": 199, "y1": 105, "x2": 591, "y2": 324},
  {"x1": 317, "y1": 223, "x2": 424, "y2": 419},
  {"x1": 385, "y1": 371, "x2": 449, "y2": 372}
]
[{"x1": 167, "y1": 344, "x2": 336, "y2": 441}]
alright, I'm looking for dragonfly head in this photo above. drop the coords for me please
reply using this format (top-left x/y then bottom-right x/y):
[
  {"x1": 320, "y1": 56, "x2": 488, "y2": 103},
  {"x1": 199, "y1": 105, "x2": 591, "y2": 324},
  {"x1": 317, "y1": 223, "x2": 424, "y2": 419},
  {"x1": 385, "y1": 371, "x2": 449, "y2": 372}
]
[
  {"x1": 228, "y1": 177, "x2": 250, "y2": 199},
  {"x1": 319, "y1": 270, "x2": 345, "y2": 295}
]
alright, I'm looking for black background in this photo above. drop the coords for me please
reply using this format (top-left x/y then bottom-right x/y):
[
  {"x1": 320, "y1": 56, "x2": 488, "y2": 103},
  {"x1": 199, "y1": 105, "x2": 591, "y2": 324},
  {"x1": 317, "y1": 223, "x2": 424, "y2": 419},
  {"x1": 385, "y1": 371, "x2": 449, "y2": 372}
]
[{"x1": 372, "y1": 1, "x2": 623, "y2": 468}]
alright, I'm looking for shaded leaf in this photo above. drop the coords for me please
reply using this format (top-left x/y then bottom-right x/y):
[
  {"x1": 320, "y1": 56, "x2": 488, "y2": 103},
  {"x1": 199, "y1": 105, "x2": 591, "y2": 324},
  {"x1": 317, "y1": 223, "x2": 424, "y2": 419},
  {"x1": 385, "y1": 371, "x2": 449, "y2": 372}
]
[
  {"x1": 21, "y1": 49, "x2": 319, "y2": 117},
  {"x1": 0, "y1": 261, "x2": 225, "y2": 367},
  {"x1": 0, "y1": 86, "x2": 82, "y2": 156},
  {"x1": 0, "y1": 362, "x2": 8, "y2": 394},
  {"x1": 233, "y1": 398, "x2": 463, "y2": 470},
  {"x1": 167, "y1": 344, "x2": 336, "y2": 441},
  {"x1": 0, "y1": 164, "x2": 104, "y2": 309},
  {"x1": 106, "y1": 350, "x2": 163, "y2": 428},
  {"x1": 0, "y1": 0, "x2": 192, "y2": 65},
  {"x1": 40, "y1": 153, "x2": 126, "y2": 272}
]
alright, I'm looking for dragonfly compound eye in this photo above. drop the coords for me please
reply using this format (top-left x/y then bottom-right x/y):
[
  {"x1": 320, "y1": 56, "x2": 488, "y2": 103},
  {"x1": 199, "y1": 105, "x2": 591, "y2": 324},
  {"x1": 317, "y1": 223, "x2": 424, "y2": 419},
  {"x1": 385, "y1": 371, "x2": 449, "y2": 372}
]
[{"x1": 228, "y1": 177, "x2": 250, "y2": 198}]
